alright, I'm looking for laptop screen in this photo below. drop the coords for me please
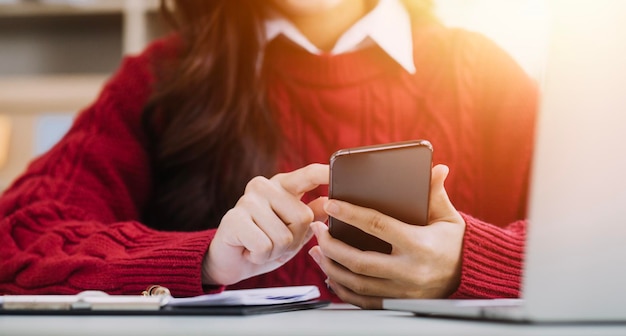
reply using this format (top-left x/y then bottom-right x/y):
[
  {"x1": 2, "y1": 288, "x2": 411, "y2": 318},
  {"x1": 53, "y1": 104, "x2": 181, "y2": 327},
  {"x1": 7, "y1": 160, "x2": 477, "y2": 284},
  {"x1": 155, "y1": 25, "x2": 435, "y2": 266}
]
[{"x1": 522, "y1": 0, "x2": 626, "y2": 321}]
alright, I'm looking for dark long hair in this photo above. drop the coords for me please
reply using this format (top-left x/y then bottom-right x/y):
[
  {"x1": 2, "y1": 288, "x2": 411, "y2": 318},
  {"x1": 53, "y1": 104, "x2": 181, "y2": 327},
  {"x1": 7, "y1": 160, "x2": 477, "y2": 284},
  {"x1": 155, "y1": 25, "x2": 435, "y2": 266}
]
[
  {"x1": 142, "y1": 0, "x2": 277, "y2": 231},
  {"x1": 142, "y1": 0, "x2": 435, "y2": 232}
]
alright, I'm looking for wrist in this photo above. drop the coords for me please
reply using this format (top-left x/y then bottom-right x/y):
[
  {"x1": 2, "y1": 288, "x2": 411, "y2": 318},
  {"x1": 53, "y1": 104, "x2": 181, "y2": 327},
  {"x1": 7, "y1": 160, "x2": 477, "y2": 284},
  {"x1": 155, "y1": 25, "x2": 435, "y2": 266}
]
[{"x1": 201, "y1": 248, "x2": 219, "y2": 285}]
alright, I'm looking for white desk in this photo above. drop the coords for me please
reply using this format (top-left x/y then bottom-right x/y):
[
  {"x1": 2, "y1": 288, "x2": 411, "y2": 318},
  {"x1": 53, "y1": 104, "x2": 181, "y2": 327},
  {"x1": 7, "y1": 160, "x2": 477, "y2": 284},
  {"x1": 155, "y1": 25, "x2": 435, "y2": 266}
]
[{"x1": 2, "y1": 304, "x2": 626, "y2": 336}]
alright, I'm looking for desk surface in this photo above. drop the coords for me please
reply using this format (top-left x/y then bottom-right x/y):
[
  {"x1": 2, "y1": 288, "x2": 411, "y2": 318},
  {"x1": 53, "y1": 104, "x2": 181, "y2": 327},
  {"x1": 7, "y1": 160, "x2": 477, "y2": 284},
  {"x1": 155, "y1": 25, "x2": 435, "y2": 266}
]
[{"x1": 2, "y1": 304, "x2": 626, "y2": 336}]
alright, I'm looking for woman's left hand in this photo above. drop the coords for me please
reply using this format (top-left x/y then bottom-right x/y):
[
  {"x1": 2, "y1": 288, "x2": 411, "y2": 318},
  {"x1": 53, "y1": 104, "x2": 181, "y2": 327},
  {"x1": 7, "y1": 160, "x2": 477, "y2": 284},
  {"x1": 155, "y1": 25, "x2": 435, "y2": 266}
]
[{"x1": 308, "y1": 164, "x2": 465, "y2": 309}]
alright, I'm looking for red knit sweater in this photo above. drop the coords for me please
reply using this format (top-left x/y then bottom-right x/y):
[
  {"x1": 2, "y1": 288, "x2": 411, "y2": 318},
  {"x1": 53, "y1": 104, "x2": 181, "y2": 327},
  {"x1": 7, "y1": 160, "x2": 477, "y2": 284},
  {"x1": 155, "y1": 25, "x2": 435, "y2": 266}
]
[{"x1": 0, "y1": 21, "x2": 537, "y2": 300}]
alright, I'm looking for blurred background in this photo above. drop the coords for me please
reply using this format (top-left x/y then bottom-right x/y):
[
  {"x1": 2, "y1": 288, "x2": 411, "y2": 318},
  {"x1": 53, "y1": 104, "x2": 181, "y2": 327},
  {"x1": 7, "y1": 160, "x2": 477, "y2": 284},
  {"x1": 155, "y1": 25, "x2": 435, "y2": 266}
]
[{"x1": 0, "y1": 0, "x2": 549, "y2": 191}]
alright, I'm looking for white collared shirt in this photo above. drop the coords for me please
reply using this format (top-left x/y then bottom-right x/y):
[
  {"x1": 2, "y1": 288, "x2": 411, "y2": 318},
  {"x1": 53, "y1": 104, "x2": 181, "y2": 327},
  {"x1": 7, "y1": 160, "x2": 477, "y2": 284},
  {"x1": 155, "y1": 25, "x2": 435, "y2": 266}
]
[{"x1": 265, "y1": 0, "x2": 416, "y2": 74}]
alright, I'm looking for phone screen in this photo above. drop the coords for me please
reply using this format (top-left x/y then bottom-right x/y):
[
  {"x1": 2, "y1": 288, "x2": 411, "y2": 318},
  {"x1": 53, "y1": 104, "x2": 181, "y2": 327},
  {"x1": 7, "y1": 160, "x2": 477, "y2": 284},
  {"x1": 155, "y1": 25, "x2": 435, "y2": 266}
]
[{"x1": 328, "y1": 140, "x2": 433, "y2": 254}]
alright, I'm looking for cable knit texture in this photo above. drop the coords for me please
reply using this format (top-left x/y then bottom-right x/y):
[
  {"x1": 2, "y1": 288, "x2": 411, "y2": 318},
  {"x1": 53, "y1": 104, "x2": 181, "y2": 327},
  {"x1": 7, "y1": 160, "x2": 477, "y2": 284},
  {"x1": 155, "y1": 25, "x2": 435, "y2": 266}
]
[{"x1": 0, "y1": 19, "x2": 537, "y2": 300}]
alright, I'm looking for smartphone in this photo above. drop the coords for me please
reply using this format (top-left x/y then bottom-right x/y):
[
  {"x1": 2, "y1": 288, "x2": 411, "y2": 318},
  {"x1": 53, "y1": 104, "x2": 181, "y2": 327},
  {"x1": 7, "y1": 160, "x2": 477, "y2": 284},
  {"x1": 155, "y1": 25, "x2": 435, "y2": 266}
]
[{"x1": 328, "y1": 140, "x2": 433, "y2": 254}]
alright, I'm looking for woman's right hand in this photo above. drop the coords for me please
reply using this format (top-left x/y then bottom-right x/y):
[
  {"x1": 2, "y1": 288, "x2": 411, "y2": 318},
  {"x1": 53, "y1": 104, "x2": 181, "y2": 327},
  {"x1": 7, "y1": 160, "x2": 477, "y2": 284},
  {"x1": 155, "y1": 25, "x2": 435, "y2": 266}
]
[{"x1": 202, "y1": 164, "x2": 329, "y2": 285}]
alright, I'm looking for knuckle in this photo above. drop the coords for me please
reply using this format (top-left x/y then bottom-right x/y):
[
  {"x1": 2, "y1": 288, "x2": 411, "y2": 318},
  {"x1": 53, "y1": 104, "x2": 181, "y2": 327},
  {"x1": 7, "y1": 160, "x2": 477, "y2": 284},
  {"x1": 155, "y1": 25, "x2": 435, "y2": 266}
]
[
  {"x1": 349, "y1": 257, "x2": 369, "y2": 275},
  {"x1": 223, "y1": 207, "x2": 245, "y2": 222},
  {"x1": 368, "y1": 213, "x2": 388, "y2": 236},
  {"x1": 277, "y1": 232, "x2": 295, "y2": 249},
  {"x1": 351, "y1": 281, "x2": 371, "y2": 296},
  {"x1": 271, "y1": 172, "x2": 287, "y2": 182},
  {"x1": 254, "y1": 240, "x2": 274, "y2": 263},
  {"x1": 295, "y1": 206, "x2": 315, "y2": 225},
  {"x1": 236, "y1": 194, "x2": 255, "y2": 208},
  {"x1": 237, "y1": 195, "x2": 266, "y2": 214},
  {"x1": 246, "y1": 176, "x2": 270, "y2": 193}
]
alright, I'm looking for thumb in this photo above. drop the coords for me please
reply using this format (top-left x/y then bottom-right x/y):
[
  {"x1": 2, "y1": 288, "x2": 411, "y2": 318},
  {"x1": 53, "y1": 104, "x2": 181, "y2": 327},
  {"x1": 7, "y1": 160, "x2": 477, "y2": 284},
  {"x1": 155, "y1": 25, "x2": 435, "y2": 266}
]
[
  {"x1": 307, "y1": 196, "x2": 329, "y2": 223},
  {"x1": 429, "y1": 164, "x2": 462, "y2": 224}
]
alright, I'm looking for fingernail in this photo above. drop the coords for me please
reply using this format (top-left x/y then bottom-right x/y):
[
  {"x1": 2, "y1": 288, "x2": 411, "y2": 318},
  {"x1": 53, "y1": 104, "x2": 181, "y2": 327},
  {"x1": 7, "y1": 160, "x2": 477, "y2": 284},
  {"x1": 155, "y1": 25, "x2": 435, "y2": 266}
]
[
  {"x1": 310, "y1": 222, "x2": 321, "y2": 237},
  {"x1": 325, "y1": 278, "x2": 336, "y2": 295},
  {"x1": 325, "y1": 200, "x2": 340, "y2": 216},
  {"x1": 308, "y1": 248, "x2": 321, "y2": 264}
]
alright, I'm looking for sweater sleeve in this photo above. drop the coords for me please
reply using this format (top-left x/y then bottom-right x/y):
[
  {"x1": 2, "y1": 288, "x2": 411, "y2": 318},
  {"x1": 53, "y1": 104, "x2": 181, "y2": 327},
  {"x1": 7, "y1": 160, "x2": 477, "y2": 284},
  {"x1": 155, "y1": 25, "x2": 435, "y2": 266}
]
[
  {"x1": 450, "y1": 214, "x2": 526, "y2": 298},
  {"x1": 449, "y1": 31, "x2": 538, "y2": 298},
  {"x1": 0, "y1": 42, "x2": 220, "y2": 297}
]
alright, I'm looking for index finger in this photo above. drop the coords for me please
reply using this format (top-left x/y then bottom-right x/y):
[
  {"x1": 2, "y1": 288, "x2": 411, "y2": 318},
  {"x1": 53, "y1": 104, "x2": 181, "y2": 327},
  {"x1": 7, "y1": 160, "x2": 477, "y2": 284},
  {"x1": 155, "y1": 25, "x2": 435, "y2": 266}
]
[
  {"x1": 325, "y1": 199, "x2": 415, "y2": 250},
  {"x1": 271, "y1": 163, "x2": 329, "y2": 196}
]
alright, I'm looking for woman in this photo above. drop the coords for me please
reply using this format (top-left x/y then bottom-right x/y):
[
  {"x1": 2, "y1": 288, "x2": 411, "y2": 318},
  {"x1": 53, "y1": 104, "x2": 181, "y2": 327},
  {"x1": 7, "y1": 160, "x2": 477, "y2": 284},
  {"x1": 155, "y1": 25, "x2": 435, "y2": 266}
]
[{"x1": 0, "y1": 0, "x2": 536, "y2": 309}]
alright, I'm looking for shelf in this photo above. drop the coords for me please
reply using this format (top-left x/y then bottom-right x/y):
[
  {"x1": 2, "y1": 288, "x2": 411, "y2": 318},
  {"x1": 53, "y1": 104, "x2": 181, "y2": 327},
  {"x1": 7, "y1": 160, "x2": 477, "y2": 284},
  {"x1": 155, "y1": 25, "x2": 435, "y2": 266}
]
[
  {"x1": 0, "y1": 74, "x2": 109, "y2": 114},
  {"x1": 0, "y1": 0, "x2": 162, "y2": 192},
  {"x1": 0, "y1": 0, "x2": 158, "y2": 17}
]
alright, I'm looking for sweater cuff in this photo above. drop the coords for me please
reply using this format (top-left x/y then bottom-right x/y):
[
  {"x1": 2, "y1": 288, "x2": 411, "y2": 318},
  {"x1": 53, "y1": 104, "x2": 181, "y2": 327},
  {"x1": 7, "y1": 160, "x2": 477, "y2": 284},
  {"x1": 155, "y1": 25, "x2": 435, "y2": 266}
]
[
  {"x1": 449, "y1": 213, "x2": 526, "y2": 299},
  {"x1": 106, "y1": 225, "x2": 224, "y2": 297}
]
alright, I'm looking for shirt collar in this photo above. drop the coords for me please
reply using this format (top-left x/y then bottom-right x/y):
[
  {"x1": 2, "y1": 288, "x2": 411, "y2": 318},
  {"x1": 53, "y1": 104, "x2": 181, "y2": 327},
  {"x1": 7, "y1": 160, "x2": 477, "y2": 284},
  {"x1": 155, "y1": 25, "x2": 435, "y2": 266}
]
[{"x1": 264, "y1": 0, "x2": 416, "y2": 74}]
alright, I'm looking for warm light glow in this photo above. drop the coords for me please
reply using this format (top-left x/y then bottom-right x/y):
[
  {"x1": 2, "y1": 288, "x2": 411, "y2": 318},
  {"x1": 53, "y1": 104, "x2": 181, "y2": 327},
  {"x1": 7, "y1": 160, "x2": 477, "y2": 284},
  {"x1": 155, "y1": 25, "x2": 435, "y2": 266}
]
[{"x1": 435, "y1": 0, "x2": 550, "y2": 81}]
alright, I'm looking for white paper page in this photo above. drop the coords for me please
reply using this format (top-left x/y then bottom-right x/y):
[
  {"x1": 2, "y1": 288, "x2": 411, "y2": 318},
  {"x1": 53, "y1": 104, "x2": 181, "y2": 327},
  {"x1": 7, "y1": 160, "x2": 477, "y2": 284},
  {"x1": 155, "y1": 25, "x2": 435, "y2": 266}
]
[{"x1": 164, "y1": 285, "x2": 320, "y2": 307}]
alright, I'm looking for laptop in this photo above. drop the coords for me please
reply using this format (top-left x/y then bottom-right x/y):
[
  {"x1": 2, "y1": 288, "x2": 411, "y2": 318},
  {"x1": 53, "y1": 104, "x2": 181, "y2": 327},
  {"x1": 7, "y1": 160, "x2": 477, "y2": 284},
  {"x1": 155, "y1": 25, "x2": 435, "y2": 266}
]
[{"x1": 384, "y1": 0, "x2": 626, "y2": 322}]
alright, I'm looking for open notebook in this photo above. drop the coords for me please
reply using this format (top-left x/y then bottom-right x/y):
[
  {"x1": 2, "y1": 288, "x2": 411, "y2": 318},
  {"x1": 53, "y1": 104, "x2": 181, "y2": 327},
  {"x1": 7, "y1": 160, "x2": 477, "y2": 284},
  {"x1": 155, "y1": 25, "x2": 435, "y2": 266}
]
[{"x1": 0, "y1": 285, "x2": 328, "y2": 315}]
